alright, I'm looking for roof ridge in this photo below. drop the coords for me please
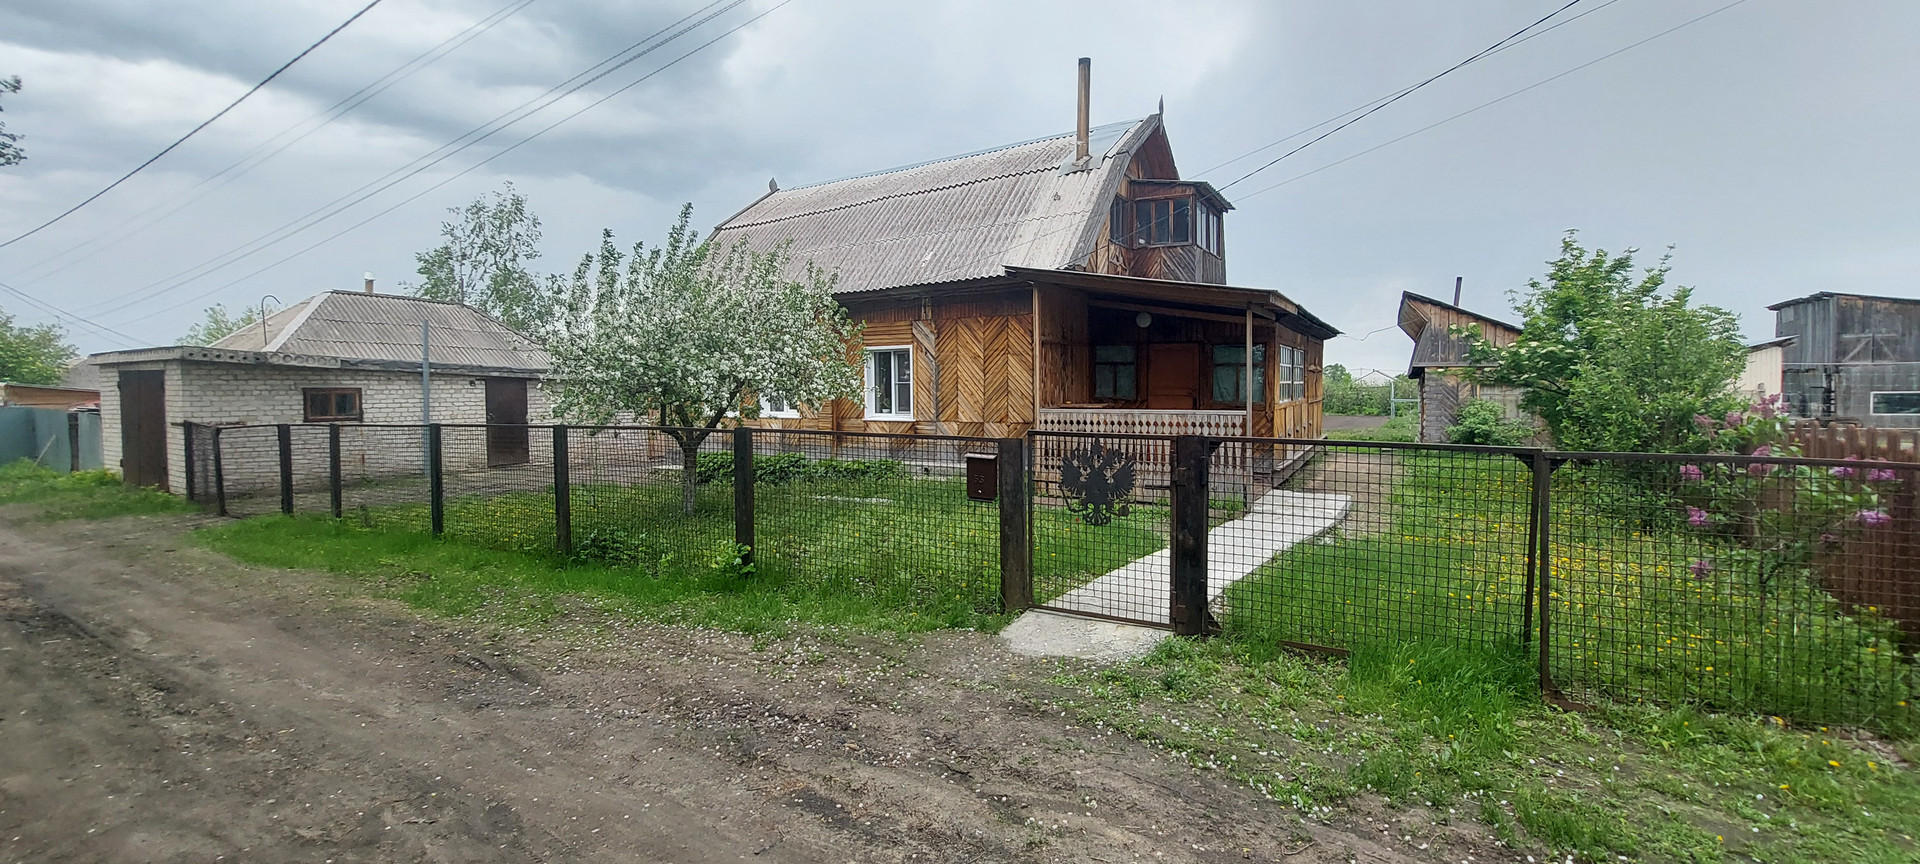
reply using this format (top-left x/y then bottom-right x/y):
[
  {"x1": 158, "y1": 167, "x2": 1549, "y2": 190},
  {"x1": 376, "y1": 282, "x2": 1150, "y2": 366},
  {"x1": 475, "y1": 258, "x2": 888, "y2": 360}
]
[
  {"x1": 719, "y1": 162, "x2": 1064, "y2": 232},
  {"x1": 778, "y1": 118, "x2": 1144, "y2": 195}
]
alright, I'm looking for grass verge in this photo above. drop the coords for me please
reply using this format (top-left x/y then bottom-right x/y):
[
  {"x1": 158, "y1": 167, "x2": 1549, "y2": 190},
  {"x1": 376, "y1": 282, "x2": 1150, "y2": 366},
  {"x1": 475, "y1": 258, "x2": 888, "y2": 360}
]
[
  {"x1": 1048, "y1": 635, "x2": 1920, "y2": 863},
  {"x1": 0, "y1": 460, "x2": 195, "y2": 520}
]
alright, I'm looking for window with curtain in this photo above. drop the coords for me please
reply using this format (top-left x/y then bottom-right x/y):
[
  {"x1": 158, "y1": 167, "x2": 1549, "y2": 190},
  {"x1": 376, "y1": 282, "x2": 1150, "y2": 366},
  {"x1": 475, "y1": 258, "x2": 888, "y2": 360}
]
[
  {"x1": 1093, "y1": 345, "x2": 1137, "y2": 400},
  {"x1": 1210, "y1": 344, "x2": 1265, "y2": 404}
]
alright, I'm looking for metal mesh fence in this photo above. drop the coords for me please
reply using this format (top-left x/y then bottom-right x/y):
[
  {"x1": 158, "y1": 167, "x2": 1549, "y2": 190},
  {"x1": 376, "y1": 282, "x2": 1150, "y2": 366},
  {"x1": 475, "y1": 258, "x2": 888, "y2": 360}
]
[
  {"x1": 1030, "y1": 432, "x2": 1174, "y2": 626},
  {"x1": 1217, "y1": 439, "x2": 1536, "y2": 655},
  {"x1": 1545, "y1": 453, "x2": 1917, "y2": 729},
  {"x1": 749, "y1": 429, "x2": 1001, "y2": 615}
]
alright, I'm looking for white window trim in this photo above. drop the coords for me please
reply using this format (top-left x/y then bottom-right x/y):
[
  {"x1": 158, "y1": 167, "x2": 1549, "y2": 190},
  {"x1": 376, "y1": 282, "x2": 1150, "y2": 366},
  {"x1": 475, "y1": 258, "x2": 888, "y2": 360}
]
[
  {"x1": 1869, "y1": 390, "x2": 1920, "y2": 415},
  {"x1": 759, "y1": 395, "x2": 802, "y2": 419},
  {"x1": 865, "y1": 345, "x2": 914, "y2": 420}
]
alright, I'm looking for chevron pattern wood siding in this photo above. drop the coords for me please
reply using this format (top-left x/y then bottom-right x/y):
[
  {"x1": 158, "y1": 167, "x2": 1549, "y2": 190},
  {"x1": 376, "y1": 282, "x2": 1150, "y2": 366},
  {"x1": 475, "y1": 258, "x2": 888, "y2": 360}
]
[{"x1": 933, "y1": 314, "x2": 1033, "y2": 437}]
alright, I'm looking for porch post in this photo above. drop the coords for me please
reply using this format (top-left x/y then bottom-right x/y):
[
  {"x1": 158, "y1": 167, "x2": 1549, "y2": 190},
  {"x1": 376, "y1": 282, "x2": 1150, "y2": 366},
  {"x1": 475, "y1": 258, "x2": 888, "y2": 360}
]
[{"x1": 1243, "y1": 306, "x2": 1254, "y2": 436}]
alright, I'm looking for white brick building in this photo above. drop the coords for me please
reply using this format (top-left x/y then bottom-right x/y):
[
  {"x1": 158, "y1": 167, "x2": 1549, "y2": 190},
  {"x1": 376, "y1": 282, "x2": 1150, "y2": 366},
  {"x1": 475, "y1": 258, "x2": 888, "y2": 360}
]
[{"x1": 90, "y1": 290, "x2": 550, "y2": 492}]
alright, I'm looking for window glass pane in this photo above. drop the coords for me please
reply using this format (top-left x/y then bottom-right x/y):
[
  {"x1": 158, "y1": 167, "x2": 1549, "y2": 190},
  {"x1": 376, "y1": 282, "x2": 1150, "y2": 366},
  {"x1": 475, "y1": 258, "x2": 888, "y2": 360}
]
[
  {"x1": 1094, "y1": 345, "x2": 1134, "y2": 362},
  {"x1": 1172, "y1": 198, "x2": 1191, "y2": 243},
  {"x1": 308, "y1": 392, "x2": 328, "y2": 417},
  {"x1": 1094, "y1": 366, "x2": 1114, "y2": 398},
  {"x1": 1213, "y1": 365, "x2": 1240, "y2": 402},
  {"x1": 1110, "y1": 197, "x2": 1128, "y2": 244},
  {"x1": 871, "y1": 351, "x2": 892, "y2": 414},
  {"x1": 1133, "y1": 200, "x2": 1152, "y2": 245},
  {"x1": 1149, "y1": 200, "x2": 1171, "y2": 244},
  {"x1": 1115, "y1": 366, "x2": 1136, "y2": 400},
  {"x1": 1872, "y1": 392, "x2": 1920, "y2": 414},
  {"x1": 1213, "y1": 345, "x2": 1244, "y2": 365},
  {"x1": 335, "y1": 392, "x2": 357, "y2": 416}
]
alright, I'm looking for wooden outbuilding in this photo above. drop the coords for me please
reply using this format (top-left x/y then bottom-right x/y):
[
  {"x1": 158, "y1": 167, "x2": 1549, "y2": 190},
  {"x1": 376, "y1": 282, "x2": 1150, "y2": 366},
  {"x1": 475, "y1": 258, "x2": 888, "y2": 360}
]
[{"x1": 1396, "y1": 291, "x2": 1535, "y2": 443}]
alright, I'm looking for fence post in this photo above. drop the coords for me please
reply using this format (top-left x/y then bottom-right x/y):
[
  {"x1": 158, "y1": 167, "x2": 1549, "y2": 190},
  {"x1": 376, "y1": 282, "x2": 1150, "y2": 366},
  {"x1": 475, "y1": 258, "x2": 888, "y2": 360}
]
[
  {"x1": 428, "y1": 424, "x2": 444, "y2": 536},
  {"x1": 212, "y1": 427, "x2": 227, "y2": 517},
  {"x1": 553, "y1": 425, "x2": 572, "y2": 556},
  {"x1": 1170, "y1": 435, "x2": 1214, "y2": 636},
  {"x1": 181, "y1": 422, "x2": 196, "y2": 499},
  {"x1": 1530, "y1": 451, "x2": 1556, "y2": 695},
  {"x1": 1519, "y1": 451, "x2": 1539, "y2": 643},
  {"x1": 733, "y1": 428, "x2": 754, "y2": 568},
  {"x1": 998, "y1": 437, "x2": 1033, "y2": 612},
  {"x1": 328, "y1": 424, "x2": 342, "y2": 519},
  {"x1": 277, "y1": 423, "x2": 293, "y2": 516}
]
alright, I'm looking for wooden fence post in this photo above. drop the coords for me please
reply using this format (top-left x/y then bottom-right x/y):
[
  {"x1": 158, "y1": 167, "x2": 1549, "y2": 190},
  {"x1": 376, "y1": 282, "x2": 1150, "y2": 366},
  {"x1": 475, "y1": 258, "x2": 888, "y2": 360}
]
[
  {"x1": 734, "y1": 428, "x2": 754, "y2": 568},
  {"x1": 328, "y1": 424, "x2": 343, "y2": 519},
  {"x1": 181, "y1": 421, "x2": 196, "y2": 500},
  {"x1": 1531, "y1": 451, "x2": 1556, "y2": 695},
  {"x1": 553, "y1": 425, "x2": 572, "y2": 556},
  {"x1": 1170, "y1": 435, "x2": 1214, "y2": 636},
  {"x1": 277, "y1": 424, "x2": 293, "y2": 516},
  {"x1": 428, "y1": 424, "x2": 444, "y2": 536},
  {"x1": 998, "y1": 437, "x2": 1032, "y2": 612}
]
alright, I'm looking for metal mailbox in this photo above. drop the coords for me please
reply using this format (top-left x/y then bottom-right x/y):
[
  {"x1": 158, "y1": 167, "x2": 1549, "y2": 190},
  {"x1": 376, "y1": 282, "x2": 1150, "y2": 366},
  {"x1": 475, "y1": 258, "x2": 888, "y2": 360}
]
[{"x1": 965, "y1": 452, "x2": 998, "y2": 501}]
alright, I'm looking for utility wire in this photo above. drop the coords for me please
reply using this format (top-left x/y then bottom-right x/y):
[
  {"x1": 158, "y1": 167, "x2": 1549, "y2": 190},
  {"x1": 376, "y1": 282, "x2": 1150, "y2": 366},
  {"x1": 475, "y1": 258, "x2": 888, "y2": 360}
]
[
  {"x1": 0, "y1": 279, "x2": 143, "y2": 348},
  {"x1": 144, "y1": 0, "x2": 799, "y2": 319},
  {"x1": 1194, "y1": 0, "x2": 1624, "y2": 179},
  {"x1": 1237, "y1": 0, "x2": 1754, "y2": 202},
  {"x1": 0, "y1": 0, "x2": 386, "y2": 249},
  {"x1": 19, "y1": 0, "x2": 537, "y2": 288},
  {"x1": 98, "y1": 0, "x2": 744, "y2": 321},
  {"x1": 1215, "y1": 0, "x2": 1583, "y2": 192}
]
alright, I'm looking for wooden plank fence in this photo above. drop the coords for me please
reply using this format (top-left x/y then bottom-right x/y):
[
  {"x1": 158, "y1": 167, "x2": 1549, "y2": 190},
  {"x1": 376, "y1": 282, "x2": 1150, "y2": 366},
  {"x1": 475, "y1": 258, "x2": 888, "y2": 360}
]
[{"x1": 1792, "y1": 421, "x2": 1920, "y2": 642}]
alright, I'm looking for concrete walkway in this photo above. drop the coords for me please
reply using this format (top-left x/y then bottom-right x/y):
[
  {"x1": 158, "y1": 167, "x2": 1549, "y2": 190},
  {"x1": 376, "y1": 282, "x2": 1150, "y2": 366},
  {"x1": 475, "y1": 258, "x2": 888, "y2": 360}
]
[{"x1": 1001, "y1": 488, "x2": 1353, "y2": 658}]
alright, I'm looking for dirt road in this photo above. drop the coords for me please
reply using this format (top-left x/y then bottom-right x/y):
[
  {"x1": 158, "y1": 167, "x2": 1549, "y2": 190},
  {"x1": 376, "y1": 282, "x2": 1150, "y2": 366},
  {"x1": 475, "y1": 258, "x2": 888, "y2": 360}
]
[{"x1": 0, "y1": 512, "x2": 1454, "y2": 863}]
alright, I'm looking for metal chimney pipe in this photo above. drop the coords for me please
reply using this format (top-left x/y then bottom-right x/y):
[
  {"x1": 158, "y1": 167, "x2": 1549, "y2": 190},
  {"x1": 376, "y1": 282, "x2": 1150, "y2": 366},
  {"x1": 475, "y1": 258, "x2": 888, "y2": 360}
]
[
  {"x1": 1075, "y1": 57, "x2": 1091, "y2": 165},
  {"x1": 364, "y1": 271, "x2": 376, "y2": 294},
  {"x1": 1453, "y1": 275, "x2": 1463, "y2": 307}
]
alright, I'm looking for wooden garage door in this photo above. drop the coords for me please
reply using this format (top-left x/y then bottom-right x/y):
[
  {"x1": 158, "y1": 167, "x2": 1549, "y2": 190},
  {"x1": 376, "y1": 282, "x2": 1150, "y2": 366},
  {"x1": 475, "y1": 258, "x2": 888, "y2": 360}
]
[{"x1": 118, "y1": 370, "x2": 168, "y2": 489}]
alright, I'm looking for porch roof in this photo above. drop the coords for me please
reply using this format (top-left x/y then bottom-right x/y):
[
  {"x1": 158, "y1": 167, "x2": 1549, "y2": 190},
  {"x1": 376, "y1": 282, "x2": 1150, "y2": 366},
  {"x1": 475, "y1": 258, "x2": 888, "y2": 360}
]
[{"x1": 1005, "y1": 266, "x2": 1340, "y2": 339}]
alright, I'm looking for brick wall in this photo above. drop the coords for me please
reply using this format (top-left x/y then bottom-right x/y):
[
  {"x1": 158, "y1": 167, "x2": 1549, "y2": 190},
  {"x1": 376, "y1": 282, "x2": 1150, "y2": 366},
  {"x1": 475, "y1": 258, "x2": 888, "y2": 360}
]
[{"x1": 98, "y1": 359, "x2": 550, "y2": 492}]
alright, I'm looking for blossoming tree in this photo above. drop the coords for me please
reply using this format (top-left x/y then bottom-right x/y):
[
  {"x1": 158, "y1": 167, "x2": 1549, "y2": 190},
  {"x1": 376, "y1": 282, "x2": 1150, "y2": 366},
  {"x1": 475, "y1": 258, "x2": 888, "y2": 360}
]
[{"x1": 544, "y1": 206, "x2": 864, "y2": 513}]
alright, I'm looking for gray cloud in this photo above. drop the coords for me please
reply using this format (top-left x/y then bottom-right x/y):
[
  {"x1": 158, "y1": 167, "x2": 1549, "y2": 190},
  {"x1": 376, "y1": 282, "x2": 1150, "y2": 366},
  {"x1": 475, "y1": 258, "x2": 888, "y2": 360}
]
[{"x1": 0, "y1": 0, "x2": 1915, "y2": 369}]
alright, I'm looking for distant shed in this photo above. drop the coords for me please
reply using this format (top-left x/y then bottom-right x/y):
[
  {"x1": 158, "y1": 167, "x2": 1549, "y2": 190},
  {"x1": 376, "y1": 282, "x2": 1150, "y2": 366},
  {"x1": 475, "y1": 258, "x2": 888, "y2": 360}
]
[
  {"x1": 1770, "y1": 291, "x2": 1920, "y2": 428},
  {"x1": 1397, "y1": 291, "x2": 1535, "y2": 443}
]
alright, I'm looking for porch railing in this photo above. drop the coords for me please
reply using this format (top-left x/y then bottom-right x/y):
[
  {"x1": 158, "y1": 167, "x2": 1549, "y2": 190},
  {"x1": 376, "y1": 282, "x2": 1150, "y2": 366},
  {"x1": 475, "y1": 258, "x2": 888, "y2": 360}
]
[{"x1": 1035, "y1": 408, "x2": 1246, "y2": 437}]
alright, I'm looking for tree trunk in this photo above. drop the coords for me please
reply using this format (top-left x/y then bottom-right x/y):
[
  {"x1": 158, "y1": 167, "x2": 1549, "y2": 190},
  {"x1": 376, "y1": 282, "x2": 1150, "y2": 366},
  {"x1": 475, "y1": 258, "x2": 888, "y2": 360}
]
[{"x1": 680, "y1": 443, "x2": 699, "y2": 515}]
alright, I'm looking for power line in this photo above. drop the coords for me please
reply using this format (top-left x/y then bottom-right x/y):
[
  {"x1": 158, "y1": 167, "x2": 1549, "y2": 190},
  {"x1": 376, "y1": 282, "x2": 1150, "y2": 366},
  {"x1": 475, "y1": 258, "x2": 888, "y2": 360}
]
[
  {"x1": 0, "y1": 0, "x2": 386, "y2": 249},
  {"x1": 14, "y1": 0, "x2": 538, "y2": 287},
  {"x1": 143, "y1": 0, "x2": 800, "y2": 320},
  {"x1": 0, "y1": 279, "x2": 143, "y2": 349},
  {"x1": 1215, "y1": 0, "x2": 1585, "y2": 192},
  {"x1": 1236, "y1": 0, "x2": 1755, "y2": 202},
  {"x1": 96, "y1": 0, "x2": 747, "y2": 321},
  {"x1": 1194, "y1": 0, "x2": 1626, "y2": 179}
]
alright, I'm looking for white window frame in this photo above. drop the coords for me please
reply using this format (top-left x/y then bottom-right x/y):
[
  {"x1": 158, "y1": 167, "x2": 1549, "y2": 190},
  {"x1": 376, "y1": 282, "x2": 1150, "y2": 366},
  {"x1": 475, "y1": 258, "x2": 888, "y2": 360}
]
[
  {"x1": 759, "y1": 394, "x2": 802, "y2": 419},
  {"x1": 865, "y1": 346, "x2": 914, "y2": 420},
  {"x1": 1869, "y1": 391, "x2": 1920, "y2": 416}
]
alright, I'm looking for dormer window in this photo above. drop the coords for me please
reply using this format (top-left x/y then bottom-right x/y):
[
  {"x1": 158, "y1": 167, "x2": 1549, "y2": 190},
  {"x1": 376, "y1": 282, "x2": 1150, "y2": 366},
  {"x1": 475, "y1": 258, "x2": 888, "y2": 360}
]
[{"x1": 1109, "y1": 194, "x2": 1224, "y2": 254}]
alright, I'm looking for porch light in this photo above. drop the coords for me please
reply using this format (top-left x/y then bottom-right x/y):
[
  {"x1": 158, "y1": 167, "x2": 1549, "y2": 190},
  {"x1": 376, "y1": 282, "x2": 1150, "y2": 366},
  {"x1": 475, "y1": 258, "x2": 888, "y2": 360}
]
[{"x1": 1135, "y1": 312, "x2": 1153, "y2": 328}]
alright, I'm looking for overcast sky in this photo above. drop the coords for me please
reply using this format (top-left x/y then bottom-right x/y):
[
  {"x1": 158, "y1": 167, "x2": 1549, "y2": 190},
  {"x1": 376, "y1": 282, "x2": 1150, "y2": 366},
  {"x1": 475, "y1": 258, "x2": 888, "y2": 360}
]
[{"x1": 2, "y1": 0, "x2": 1916, "y2": 374}]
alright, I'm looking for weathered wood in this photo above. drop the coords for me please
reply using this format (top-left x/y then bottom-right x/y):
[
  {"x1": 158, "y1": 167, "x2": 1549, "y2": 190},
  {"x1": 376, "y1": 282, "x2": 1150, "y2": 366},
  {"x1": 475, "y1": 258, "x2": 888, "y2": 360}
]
[
  {"x1": 997, "y1": 437, "x2": 1032, "y2": 612},
  {"x1": 1169, "y1": 436, "x2": 1212, "y2": 636}
]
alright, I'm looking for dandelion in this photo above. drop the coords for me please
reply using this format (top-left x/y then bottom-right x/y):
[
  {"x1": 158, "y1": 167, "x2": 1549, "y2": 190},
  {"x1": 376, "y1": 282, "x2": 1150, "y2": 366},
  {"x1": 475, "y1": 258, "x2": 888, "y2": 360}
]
[
  {"x1": 1857, "y1": 509, "x2": 1892, "y2": 528},
  {"x1": 1828, "y1": 760, "x2": 1840, "y2": 768},
  {"x1": 1679, "y1": 464, "x2": 1704, "y2": 482}
]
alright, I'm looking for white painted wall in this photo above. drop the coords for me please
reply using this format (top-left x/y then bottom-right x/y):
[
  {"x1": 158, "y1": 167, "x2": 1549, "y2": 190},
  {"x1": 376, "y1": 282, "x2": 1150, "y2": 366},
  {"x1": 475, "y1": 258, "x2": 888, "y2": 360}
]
[{"x1": 1738, "y1": 344, "x2": 1784, "y2": 403}]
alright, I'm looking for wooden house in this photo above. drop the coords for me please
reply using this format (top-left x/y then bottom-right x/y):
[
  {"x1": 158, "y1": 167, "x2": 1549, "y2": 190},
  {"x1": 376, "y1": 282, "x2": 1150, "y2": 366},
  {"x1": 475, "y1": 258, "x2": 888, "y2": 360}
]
[
  {"x1": 708, "y1": 60, "x2": 1338, "y2": 449},
  {"x1": 1396, "y1": 291, "x2": 1536, "y2": 443}
]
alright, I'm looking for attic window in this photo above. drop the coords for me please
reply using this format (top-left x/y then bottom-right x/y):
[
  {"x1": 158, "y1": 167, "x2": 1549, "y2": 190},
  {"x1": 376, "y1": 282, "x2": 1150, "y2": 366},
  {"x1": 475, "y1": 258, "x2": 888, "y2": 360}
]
[{"x1": 1110, "y1": 195, "x2": 1221, "y2": 251}]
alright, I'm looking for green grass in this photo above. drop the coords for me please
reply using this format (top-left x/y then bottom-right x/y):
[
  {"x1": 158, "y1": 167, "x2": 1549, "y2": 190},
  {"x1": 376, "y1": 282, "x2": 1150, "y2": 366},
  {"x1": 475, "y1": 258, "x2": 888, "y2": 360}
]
[
  {"x1": 1226, "y1": 453, "x2": 1917, "y2": 731},
  {"x1": 1049, "y1": 635, "x2": 1920, "y2": 863},
  {"x1": 0, "y1": 460, "x2": 196, "y2": 520},
  {"x1": 201, "y1": 473, "x2": 1163, "y2": 636},
  {"x1": 1325, "y1": 413, "x2": 1416, "y2": 442}
]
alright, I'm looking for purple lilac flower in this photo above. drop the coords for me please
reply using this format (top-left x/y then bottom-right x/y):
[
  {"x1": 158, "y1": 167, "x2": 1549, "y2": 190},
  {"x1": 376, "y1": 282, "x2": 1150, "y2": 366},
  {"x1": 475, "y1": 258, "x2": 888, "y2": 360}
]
[
  {"x1": 1725, "y1": 411, "x2": 1746, "y2": 427},
  {"x1": 1686, "y1": 506, "x2": 1710, "y2": 528},
  {"x1": 1867, "y1": 468, "x2": 1898, "y2": 483},
  {"x1": 1679, "y1": 464, "x2": 1704, "y2": 482},
  {"x1": 1831, "y1": 465, "x2": 1858, "y2": 479},
  {"x1": 1857, "y1": 510, "x2": 1893, "y2": 528},
  {"x1": 1689, "y1": 559, "x2": 1714, "y2": 579},
  {"x1": 1751, "y1": 444, "x2": 1773, "y2": 457},
  {"x1": 1694, "y1": 414, "x2": 1717, "y2": 431}
]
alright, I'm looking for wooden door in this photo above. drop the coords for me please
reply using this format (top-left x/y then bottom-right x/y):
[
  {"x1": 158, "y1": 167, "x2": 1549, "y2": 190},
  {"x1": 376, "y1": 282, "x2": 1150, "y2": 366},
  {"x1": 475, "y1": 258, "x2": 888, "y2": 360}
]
[
  {"x1": 1145, "y1": 344, "x2": 1199, "y2": 410},
  {"x1": 484, "y1": 378, "x2": 530, "y2": 467},
  {"x1": 118, "y1": 370, "x2": 168, "y2": 489}
]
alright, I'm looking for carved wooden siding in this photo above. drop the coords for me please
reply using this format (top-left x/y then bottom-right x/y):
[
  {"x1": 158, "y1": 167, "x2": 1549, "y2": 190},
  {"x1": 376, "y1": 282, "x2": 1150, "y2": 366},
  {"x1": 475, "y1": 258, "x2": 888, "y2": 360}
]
[{"x1": 935, "y1": 314, "x2": 1035, "y2": 439}]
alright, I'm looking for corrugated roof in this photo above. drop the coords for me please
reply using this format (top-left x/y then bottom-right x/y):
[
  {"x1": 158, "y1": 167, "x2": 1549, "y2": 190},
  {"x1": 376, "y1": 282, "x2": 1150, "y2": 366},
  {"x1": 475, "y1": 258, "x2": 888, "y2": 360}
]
[
  {"x1": 210, "y1": 291, "x2": 549, "y2": 372},
  {"x1": 709, "y1": 117, "x2": 1158, "y2": 295}
]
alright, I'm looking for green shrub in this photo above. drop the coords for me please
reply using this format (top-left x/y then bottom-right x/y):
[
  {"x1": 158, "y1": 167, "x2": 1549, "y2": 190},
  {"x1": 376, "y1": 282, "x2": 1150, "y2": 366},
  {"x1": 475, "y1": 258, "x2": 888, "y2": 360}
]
[
  {"x1": 1446, "y1": 399, "x2": 1532, "y2": 446},
  {"x1": 572, "y1": 526, "x2": 658, "y2": 568}
]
